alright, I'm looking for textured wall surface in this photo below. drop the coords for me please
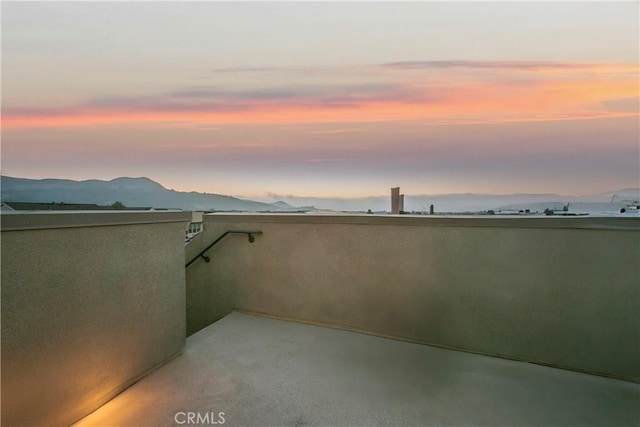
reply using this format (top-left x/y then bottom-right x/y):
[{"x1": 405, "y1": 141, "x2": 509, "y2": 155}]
[
  {"x1": 186, "y1": 214, "x2": 639, "y2": 382},
  {"x1": 1, "y1": 211, "x2": 191, "y2": 427}
]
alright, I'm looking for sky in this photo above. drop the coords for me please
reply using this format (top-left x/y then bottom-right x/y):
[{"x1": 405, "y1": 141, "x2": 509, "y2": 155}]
[{"x1": 2, "y1": 1, "x2": 638, "y2": 200}]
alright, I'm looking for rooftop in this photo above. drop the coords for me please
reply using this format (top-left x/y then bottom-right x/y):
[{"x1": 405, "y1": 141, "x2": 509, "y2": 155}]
[
  {"x1": 2, "y1": 212, "x2": 638, "y2": 426},
  {"x1": 75, "y1": 311, "x2": 638, "y2": 426}
]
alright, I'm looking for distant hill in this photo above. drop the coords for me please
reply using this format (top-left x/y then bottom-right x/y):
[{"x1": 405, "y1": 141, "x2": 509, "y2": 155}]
[{"x1": 0, "y1": 176, "x2": 303, "y2": 212}]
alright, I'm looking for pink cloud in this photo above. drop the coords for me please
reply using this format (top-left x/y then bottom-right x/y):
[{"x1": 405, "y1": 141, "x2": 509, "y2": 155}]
[{"x1": 3, "y1": 61, "x2": 636, "y2": 130}]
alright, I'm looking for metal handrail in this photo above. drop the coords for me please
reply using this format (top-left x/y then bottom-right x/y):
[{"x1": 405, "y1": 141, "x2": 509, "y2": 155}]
[{"x1": 185, "y1": 230, "x2": 262, "y2": 268}]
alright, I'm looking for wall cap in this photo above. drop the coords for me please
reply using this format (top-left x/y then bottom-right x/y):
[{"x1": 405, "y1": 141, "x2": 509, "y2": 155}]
[
  {"x1": 202, "y1": 213, "x2": 640, "y2": 231},
  {"x1": 1, "y1": 211, "x2": 193, "y2": 231}
]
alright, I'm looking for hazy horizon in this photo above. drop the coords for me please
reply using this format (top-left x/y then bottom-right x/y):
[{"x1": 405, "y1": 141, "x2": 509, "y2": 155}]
[
  {"x1": 2, "y1": 2, "x2": 638, "y2": 198},
  {"x1": 4, "y1": 173, "x2": 638, "y2": 200},
  {"x1": 4, "y1": 173, "x2": 640, "y2": 215}
]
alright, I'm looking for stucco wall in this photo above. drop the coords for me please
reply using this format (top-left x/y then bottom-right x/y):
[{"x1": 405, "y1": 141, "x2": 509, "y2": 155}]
[
  {"x1": 186, "y1": 214, "x2": 639, "y2": 382},
  {"x1": 1, "y1": 211, "x2": 191, "y2": 427}
]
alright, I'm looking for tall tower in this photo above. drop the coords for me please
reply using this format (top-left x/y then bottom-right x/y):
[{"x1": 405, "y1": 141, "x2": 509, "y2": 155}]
[{"x1": 391, "y1": 187, "x2": 400, "y2": 214}]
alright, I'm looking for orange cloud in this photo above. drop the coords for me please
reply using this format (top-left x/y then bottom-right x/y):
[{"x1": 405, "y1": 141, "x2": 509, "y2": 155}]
[{"x1": 3, "y1": 62, "x2": 637, "y2": 130}]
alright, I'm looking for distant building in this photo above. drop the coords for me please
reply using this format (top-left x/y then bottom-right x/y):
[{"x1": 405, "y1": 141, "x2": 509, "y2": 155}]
[
  {"x1": 399, "y1": 194, "x2": 405, "y2": 213},
  {"x1": 1, "y1": 202, "x2": 15, "y2": 211},
  {"x1": 0, "y1": 202, "x2": 155, "y2": 211},
  {"x1": 186, "y1": 211, "x2": 204, "y2": 243},
  {"x1": 2, "y1": 202, "x2": 115, "y2": 211},
  {"x1": 391, "y1": 187, "x2": 400, "y2": 214}
]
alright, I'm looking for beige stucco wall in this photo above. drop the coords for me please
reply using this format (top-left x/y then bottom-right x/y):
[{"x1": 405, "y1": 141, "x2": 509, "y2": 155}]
[
  {"x1": 1, "y1": 211, "x2": 191, "y2": 427},
  {"x1": 186, "y1": 214, "x2": 639, "y2": 382}
]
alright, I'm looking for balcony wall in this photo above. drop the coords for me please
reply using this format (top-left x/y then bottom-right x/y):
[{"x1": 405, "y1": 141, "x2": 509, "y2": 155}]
[
  {"x1": 186, "y1": 214, "x2": 639, "y2": 382},
  {"x1": 1, "y1": 211, "x2": 192, "y2": 427}
]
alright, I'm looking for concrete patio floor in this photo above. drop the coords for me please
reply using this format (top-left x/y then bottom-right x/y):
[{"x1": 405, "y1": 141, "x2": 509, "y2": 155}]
[{"x1": 75, "y1": 312, "x2": 639, "y2": 427}]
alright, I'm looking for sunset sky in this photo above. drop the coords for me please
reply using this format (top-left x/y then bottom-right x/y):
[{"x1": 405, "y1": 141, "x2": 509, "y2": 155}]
[{"x1": 2, "y1": 1, "x2": 638, "y2": 199}]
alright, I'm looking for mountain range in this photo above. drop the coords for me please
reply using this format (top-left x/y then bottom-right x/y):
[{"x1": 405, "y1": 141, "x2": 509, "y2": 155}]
[
  {"x1": 1, "y1": 175, "x2": 638, "y2": 214},
  {"x1": 0, "y1": 176, "x2": 305, "y2": 212}
]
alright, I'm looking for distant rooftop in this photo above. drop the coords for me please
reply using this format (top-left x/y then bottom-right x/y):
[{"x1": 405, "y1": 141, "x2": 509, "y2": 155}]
[{"x1": 1, "y1": 201, "x2": 153, "y2": 211}]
